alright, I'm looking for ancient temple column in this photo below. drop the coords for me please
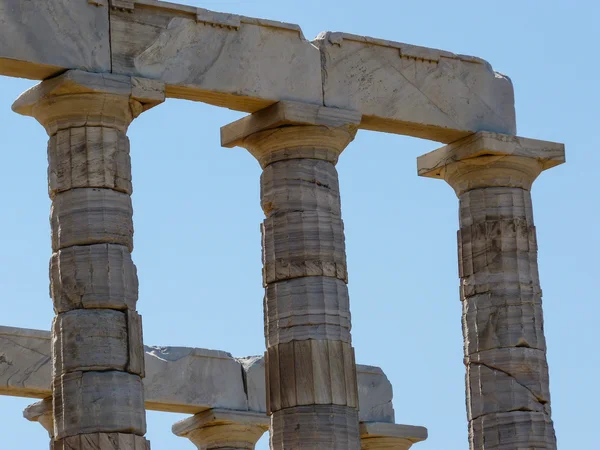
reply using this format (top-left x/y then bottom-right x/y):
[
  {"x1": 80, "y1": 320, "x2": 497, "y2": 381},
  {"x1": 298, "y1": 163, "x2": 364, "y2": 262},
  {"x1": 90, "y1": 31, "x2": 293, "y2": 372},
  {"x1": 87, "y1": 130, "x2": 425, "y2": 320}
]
[
  {"x1": 24, "y1": 398, "x2": 54, "y2": 445},
  {"x1": 417, "y1": 132, "x2": 565, "y2": 449},
  {"x1": 172, "y1": 409, "x2": 269, "y2": 449},
  {"x1": 221, "y1": 101, "x2": 362, "y2": 449},
  {"x1": 12, "y1": 70, "x2": 164, "y2": 450}
]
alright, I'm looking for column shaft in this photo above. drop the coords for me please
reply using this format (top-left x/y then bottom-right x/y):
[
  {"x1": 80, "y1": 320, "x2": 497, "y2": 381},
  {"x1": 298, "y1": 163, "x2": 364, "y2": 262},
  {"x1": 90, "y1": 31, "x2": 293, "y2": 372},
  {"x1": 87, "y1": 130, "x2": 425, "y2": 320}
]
[
  {"x1": 417, "y1": 132, "x2": 565, "y2": 450},
  {"x1": 221, "y1": 103, "x2": 362, "y2": 449},
  {"x1": 13, "y1": 70, "x2": 164, "y2": 449}
]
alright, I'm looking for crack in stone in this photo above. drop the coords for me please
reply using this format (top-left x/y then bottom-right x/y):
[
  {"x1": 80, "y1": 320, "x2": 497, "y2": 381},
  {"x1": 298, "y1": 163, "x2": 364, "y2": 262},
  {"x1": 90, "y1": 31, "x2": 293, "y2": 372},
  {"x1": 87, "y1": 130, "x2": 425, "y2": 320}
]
[{"x1": 470, "y1": 360, "x2": 547, "y2": 406}]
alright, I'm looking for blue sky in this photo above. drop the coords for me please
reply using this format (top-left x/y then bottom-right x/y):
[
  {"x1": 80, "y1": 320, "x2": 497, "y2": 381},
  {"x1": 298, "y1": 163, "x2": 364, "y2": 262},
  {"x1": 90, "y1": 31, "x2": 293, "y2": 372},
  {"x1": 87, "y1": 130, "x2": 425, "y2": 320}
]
[{"x1": 1, "y1": 0, "x2": 598, "y2": 449}]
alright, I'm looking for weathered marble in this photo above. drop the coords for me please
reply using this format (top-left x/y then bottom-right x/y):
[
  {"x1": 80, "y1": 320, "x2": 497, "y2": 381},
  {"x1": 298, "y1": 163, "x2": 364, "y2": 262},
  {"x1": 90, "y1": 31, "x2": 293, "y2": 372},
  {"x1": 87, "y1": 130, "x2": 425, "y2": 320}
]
[
  {"x1": 0, "y1": 0, "x2": 110, "y2": 79},
  {"x1": 223, "y1": 101, "x2": 361, "y2": 449},
  {"x1": 360, "y1": 422, "x2": 428, "y2": 450},
  {"x1": 417, "y1": 132, "x2": 565, "y2": 450},
  {"x1": 110, "y1": 0, "x2": 322, "y2": 111},
  {"x1": 4, "y1": 325, "x2": 395, "y2": 421},
  {"x1": 173, "y1": 409, "x2": 269, "y2": 450},
  {"x1": 12, "y1": 70, "x2": 164, "y2": 447},
  {"x1": 315, "y1": 32, "x2": 516, "y2": 142}
]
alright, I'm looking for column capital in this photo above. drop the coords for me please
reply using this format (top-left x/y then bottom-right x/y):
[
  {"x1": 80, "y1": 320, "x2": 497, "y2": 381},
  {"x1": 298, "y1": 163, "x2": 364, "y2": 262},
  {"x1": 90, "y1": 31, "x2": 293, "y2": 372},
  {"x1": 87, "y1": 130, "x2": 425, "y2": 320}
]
[
  {"x1": 172, "y1": 409, "x2": 269, "y2": 450},
  {"x1": 360, "y1": 422, "x2": 428, "y2": 450},
  {"x1": 23, "y1": 397, "x2": 54, "y2": 438},
  {"x1": 221, "y1": 101, "x2": 361, "y2": 167},
  {"x1": 12, "y1": 70, "x2": 165, "y2": 135},
  {"x1": 417, "y1": 132, "x2": 565, "y2": 195}
]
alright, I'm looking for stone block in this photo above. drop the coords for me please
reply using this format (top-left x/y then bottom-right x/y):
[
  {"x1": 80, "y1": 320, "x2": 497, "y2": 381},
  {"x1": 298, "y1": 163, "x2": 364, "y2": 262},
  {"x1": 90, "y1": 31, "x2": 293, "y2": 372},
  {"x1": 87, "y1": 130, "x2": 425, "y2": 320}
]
[
  {"x1": 315, "y1": 33, "x2": 516, "y2": 143},
  {"x1": 52, "y1": 310, "x2": 129, "y2": 374},
  {"x1": 264, "y1": 277, "x2": 351, "y2": 346},
  {"x1": 110, "y1": 1, "x2": 322, "y2": 111},
  {"x1": 52, "y1": 433, "x2": 150, "y2": 450},
  {"x1": 51, "y1": 188, "x2": 134, "y2": 252},
  {"x1": 261, "y1": 211, "x2": 348, "y2": 284},
  {"x1": 50, "y1": 244, "x2": 139, "y2": 313},
  {"x1": 143, "y1": 346, "x2": 248, "y2": 413},
  {"x1": 1, "y1": 325, "x2": 395, "y2": 421},
  {"x1": 0, "y1": 0, "x2": 110, "y2": 79},
  {"x1": 54, "y1": 371, "x2": 146, "y2": 439},
  {"x1": 360, "y1": 422, "x2": 428, "y2": 450},
  {"x1": 48, "y1": 127, "x2": 132, "y2": 198},
  {"x1": 0, "y1": 326, "x2": 51, "y2": 398}
]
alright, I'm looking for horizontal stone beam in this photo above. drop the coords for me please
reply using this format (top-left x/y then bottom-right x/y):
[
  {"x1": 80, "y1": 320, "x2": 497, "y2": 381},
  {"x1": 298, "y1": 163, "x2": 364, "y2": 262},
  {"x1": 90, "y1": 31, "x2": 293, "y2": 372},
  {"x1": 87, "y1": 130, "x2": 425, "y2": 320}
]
[
  {"x1": 0, "y1": 0, "x2": 515, "y2": 143},
  {"x1": 0, "y1": 325, "x2": 394, "y2": 422}
]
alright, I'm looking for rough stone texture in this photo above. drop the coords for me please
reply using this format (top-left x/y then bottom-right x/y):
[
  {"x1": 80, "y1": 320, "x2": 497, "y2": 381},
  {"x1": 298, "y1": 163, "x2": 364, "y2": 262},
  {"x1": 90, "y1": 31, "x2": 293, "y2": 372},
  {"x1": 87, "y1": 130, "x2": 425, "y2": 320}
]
[
  {"x1": 52, "y1": 433, "x2": 150, "y2": 450},
  {"x1": 2, "y1": 2, "x2": 517, "y2": 141},
  {"x1": 315, "y1": 32, "x2": 516, "y2": 143},
  {"x1": 266, "y1": 340, "x2": 358, "y2": 412},
  {"x1": 51, "y1": 188, "x2": 134, "y2": 252},
  {"x1": 0, "y1": 0, "x2": 110, "y2": 79},
  {"x1": 356, "y1": 366, "x2": 395, "y2": 424},
  {"x1": 264, "y1": 277, "x2": 351, "y2": 345},
  {"x1": 50, "y1": 244, "x2": 138, "y2": 313},
  {"x1": 12, "y1": 71, "x2": 163, "y2": 448},
  {"x1": 270, "y1": 405, "x2": 361, "y2": 450},
  {"x1": 172, "y1": 409, "x2": 269, "y2": 450},
  {"x1": 144, "y1": 346, "x2": 248, "y2": 414},
  {"x1": 417, "y1": 132, "x2": 565, "y2": 450},
  {"x1": 54, "y1": 371, "x2": 146, "y2": 439},
  {"x1": 110, "y1": 1, "x2": 322, "y2": 111},
  {"x1": 223, "y1": 102, "x2": 361, "y2": 449},
  {"x1": 52, "y1": 309, "x2": 129, "y2": 374},
  {"x1": 0, "y1": 326, "x2": 51, "y2": 398},
  {"x1": 24, "y1": 398, "x2": 54, "y2": 437},
  {"x1": 4, "y1": 325, "x2": 397, "y2": 422},
  {"x1": 48, "y1": 127, "x2": 133, "y2": 197},
  {"x1": 360, "y1": 422, "x2": 428, "y2": 450}
]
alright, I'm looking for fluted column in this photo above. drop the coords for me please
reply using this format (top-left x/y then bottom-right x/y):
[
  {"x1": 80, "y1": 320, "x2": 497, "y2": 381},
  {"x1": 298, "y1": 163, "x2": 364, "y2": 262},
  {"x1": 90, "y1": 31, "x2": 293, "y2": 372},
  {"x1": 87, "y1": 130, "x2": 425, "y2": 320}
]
[
  {"x1": 222, "y1": 101, "x2": 362, "y2": 449},
  {"x1": 13, "y1": 70, "x2": 164, "y2": 450},
  {"x1": 173, "y1": 409, "x2": 269, "y2": 449},
  {"x1": 417, "y1": 132, "x2": 565, "y2": 449}
]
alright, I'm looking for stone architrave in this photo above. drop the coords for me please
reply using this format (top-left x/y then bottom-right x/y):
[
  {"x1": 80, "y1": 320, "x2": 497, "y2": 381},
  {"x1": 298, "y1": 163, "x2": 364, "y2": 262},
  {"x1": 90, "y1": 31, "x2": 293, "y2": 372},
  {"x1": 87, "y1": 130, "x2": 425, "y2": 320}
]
[
  {"x1": 222, "y1": 101, "x2": 362, "y2": 449},
  {"x1": 417, "y1": 132, "x2": 565, "y2": 450},
  {"x1": 2, "y1": 325, "x2": 398, "y2": 424},
  {"x1": 173, "y1": 409, "x2": 270, "y2": 450},
  {"x1": 12, "y1": 69, "x2": 164, "y2": 448},
  {"x1": 1, "y1": 0, "x2": 516, "y2": 142}
]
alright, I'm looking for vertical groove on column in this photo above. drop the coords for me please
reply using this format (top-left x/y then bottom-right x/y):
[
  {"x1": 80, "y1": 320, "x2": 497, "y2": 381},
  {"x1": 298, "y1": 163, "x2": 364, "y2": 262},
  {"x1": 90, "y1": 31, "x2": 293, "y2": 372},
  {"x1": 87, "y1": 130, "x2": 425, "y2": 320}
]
[
  {"x1": 48, "y1": 127, "x2": 148, "y2": 445},
  {"x1": 459, "y1": 187, "x2": 556, "y2": 450},
  {"x1": 259, "y1": 154, "x2": 360, "y2": 449}
]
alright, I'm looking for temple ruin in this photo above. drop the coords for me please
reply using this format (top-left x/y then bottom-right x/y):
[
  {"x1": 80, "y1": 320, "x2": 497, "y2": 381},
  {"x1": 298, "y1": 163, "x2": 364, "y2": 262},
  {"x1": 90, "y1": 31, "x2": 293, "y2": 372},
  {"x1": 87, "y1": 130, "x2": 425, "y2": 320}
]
[{"x1": 0, "y1": 0, "x2": 564, "y2": 449}]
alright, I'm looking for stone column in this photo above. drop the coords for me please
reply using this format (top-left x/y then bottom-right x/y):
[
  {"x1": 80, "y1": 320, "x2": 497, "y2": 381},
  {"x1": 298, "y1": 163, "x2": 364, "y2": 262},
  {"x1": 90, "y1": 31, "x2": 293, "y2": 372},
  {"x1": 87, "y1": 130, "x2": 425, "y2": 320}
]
[
  {"x1": 417, "y1": 132, "x2": 565, "y2": 450},
  {"x1": 360, "y1": 423, "x2": 428, "y2": 450},
  {"x1": 221, "y1": 101, "x2": 362, "y2": 449},
  {"x1": 173, "y1": 409, "x2": 269, "y2": 449},
  {"x1": 13, "y1": 70, "x2": 164, "y2": 450}
]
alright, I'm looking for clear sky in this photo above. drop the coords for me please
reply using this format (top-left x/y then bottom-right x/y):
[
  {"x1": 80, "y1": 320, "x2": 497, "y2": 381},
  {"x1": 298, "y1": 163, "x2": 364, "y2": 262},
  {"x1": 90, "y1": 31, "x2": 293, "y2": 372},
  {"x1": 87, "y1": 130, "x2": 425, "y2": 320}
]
[{"x1": 1, "y1": 0, "x2": 598, "y2": 449}]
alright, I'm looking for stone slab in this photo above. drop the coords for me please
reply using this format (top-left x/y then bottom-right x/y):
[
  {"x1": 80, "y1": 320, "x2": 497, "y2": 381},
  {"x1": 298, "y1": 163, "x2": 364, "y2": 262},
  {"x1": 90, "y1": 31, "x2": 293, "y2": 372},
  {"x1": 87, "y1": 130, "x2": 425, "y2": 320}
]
[
  {"x1": 315, "y1": 32, "x2": 516, "y2": 143},
  {"x1": 1, "y1": 325, "x2": 395, "y2": 421},
  {"x1": 417, "y1": 131, "x2": 566, "y2": 178},
  {"x1": 110, "y1": 0, "x2": 323, "y2": 111},
  {"x1": 0, "y1": 0, "x2": 110, "y2": 79},
  {"x1": 2, "y1": 1, "x2": 517, "y2": 141}
]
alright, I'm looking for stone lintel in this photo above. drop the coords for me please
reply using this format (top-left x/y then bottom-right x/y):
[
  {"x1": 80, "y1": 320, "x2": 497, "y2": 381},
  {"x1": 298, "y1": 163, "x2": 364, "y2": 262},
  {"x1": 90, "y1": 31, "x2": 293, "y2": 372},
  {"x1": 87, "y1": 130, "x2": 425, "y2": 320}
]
[
  {"x1": 172, "y1": 409, "x2": 270, "y2": 437},
  {"x1": 220, "y1": 101, "x2": 361, "y2": 148},
  {"x1": 417, "y1": 131, "x2": 565, "y2": 179},
  {"x1": 12, "y1": 70, "x2": 165, "y2": 118},
  {"x1": 0, "y1": 325, "x2": 395, "y2": 422},
  {"x1": 360, "y1": 422, "x2": 428, "y2": 449}
]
